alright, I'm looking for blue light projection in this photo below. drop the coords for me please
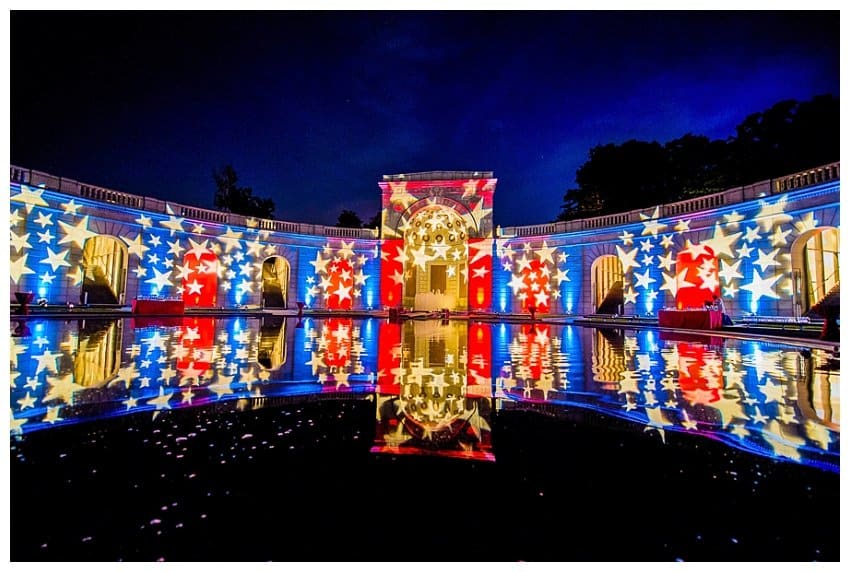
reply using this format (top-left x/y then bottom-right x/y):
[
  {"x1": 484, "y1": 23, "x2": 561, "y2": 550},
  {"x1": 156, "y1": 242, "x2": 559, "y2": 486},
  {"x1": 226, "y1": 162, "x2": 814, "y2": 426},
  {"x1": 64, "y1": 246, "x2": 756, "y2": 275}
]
[
  {"x1": 9, "y1": 168, "x2": 840, "y2": 319},
  {"x1": 493, "y1": 183, "x2": 839, "y2": 317},
  {"x1": 9, "y1": 183, "x2": 381, "y2": 311},
  {"x1": 9, "y1": 317, "x2": 839, "y2": 473}
]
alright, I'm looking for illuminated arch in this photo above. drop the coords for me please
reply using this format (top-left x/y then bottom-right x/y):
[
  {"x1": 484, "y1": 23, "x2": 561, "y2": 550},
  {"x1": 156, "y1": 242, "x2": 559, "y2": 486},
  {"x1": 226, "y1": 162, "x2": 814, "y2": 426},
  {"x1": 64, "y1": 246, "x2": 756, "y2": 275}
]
[
  {"x1": 81, "y1": 235, "x2": 129, "y2": 305},
  {"x1": 261, "y1": 256, "x2": 291, "y2": 308},
  {"x1": 591, "y1": 254, "x2": 624, "y2": 314},
  {"x1": 402, "y1": 204, "x2": 470, "y2": 310},
  {"x1": 395, "y1": 196, "x2": 481, "y2": 239},
  {"x1": 790, "y1": 227, "x2": 839, "y2": 314}
]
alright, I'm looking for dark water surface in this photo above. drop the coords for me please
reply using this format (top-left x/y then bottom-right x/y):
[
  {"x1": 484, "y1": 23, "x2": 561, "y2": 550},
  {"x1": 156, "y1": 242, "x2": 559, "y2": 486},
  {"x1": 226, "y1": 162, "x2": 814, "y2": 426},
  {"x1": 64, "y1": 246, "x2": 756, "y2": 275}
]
[{"x1": 10, "y1": 316, "x2": 839, "y2": 561}]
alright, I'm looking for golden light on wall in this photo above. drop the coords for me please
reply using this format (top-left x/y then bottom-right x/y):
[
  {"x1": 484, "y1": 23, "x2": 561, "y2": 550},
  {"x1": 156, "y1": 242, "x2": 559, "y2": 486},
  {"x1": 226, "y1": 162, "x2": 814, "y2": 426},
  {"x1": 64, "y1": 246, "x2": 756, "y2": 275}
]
[{"x1": 82, "y1": 236, "x2": 128, "y2": 304}]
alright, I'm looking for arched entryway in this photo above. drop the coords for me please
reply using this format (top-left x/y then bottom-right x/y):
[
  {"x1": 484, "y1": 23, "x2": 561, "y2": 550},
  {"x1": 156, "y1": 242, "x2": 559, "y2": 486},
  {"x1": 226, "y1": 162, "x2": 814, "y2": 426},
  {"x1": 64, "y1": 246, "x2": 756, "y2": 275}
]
[
  {"x1": 261, "y1": 256, "x2": 290, "y2": 308},
  {"x1": 81, "y1": 236, "x2": 128, "y2": 305},
  {"x1": 402, "y1": 204, "x2": 471, "y2": 310},
  {"x1": 791, "y1": 227, "x2": 839, "y2": 314},
  {"x1": 591, "y1": 254, "x2": 624, "y2": 314}
]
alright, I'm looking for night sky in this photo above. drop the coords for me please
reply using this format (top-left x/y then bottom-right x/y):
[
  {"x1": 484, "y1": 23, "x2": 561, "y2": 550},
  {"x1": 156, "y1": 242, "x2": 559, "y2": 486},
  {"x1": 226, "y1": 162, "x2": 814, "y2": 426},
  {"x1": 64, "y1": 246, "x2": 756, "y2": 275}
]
[{"x1": 11, "y1": 11, "x2": 839, "y2": 227}]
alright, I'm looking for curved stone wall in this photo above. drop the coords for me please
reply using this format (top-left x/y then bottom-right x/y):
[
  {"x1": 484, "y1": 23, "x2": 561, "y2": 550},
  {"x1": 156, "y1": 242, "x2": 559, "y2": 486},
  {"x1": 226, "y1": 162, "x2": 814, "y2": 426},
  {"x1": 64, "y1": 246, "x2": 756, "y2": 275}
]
[
  {"x1": 492, "y1": 181, "x2": 839, "y2": 318},
  {"x1": 9, "y1": 164, "x2": 840, "y2": 319},
  {"x1": 9, "y1": 181, "x2": 382, "y2": 310}
]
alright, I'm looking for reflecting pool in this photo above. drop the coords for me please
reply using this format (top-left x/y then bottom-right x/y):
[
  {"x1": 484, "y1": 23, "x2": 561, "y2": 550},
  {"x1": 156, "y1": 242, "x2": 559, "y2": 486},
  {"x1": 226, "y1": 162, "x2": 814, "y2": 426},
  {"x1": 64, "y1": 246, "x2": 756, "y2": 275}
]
[{"x1": 10, "y1": 316, "x2": 840, "y2": 561}]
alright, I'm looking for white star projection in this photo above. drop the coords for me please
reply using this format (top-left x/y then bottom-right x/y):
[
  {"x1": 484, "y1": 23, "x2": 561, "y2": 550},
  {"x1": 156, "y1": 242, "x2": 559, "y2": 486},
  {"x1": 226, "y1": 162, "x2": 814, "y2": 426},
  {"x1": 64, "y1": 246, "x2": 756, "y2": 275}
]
[
  {"x1": 11, "y1": 184, "x2": 50, "y2": 212},
  {"x1": 122, "y1": 233, "x2": 150, "y2": 259},
  {"x1": 373, "y1": 321, "x2": 493, "y2": 458},
  {"x1": 586, "y1": 197, "x2": 831, "y2": 314},
  {"x1": 159, "y1": 205, "x2": 186, "y2": 235},
  {"x1": 740, "y1": 270, "x2": 781, "y2": 304},
  {"x1": 6, "y1": 186, "x2": 312, "y2": 311},
  {"x1": 497, "y1": 238, "x2": 571, "y2": 312},
  {"x1": 640, "y1": 206, "x2": 667, "y2": 236},
  {"x1": 304, "y1": 240, "x2": 373, "y2": 309},
  {"x1": 57, "y1": 215, "x2": 97, "y2": 248},
  {"x1": 387, "y1": 181, "x2": 417, "y2": 211},
  {"x1": 10, "y1": 229, "x2": 31, "y2": 253},
  {"x1": 755, "y1": 196, "x2": 793, "y2": 232},
  {"x1": 493, "y1": 323, "x2": 838, "y2": 468}
]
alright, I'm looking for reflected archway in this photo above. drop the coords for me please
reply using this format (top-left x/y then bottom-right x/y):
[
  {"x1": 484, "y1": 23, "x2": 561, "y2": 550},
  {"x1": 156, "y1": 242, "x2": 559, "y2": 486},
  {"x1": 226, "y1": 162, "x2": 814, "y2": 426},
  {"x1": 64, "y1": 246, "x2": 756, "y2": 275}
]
[
  {"x1": 373, "y1": 320, "x2": 493, "y2": 459},
  {"x1": 81, "y1": 236, "x2": 128, "y2": 305},
  {"x1": 74, "y1": 320, "x2": 124, "y2": 387},
  {"x1": 591, "y1": 254, "x2": 624, "y2": 314},
  {"x1": 261, "y1": 256, "x2": 290, "y2": 309},
  {"x1": 257, "y1": 315, "x2": 287, "y2": 370},
  {"x1": 795, "y1": 349, "x2": 840, "y2": 431},
  {"x1": 591, "y1": 328, "x2": 626, "y2": 390}
]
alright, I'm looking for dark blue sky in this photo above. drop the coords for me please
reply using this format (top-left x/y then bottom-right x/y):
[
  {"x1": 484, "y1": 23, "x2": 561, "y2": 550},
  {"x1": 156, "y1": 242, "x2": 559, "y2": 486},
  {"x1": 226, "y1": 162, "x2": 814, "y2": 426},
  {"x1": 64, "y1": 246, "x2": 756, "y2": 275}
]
[{"x1": 11, "y1": 11, "x2": 839, "y2": 227}]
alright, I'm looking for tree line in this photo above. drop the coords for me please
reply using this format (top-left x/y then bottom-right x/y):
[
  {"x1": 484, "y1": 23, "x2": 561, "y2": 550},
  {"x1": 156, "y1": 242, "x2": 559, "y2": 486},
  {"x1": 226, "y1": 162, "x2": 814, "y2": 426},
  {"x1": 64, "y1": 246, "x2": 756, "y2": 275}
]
[
  {"x1": 211, "y1": 165, "x2": 381, "y2": 228},
  {"x1": 211, "y1": 94, "x2": 838, "y2": 226},
  {"x1": 556, "y1": 94, "x2": 838, "y2": 221}
]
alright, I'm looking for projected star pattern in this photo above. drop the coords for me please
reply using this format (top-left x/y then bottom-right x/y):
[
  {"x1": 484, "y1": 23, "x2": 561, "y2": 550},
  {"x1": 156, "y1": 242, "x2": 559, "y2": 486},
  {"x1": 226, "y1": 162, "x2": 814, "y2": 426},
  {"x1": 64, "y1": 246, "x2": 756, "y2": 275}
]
[
  {"x1": 496, "y1": 239, "x2": 571, "y2": 313},
  {"x1": 304, "y1": 241, "x2": 376, "y2": 310},
  {"x1": 10, "y1": 184, "x2": 381, "y2": 309},
  {"x1": 10, "y1": 317, "x2": 838, "y2": 471},
  {"x1": 495, "y1": 325, "x2": 838, "y2": 471},
  {"x1": 380, "y1": 178, "x2": 495, "y2": 241},
  {"x1": 9, "y1": 316, "x2": 383, "y2": 435},
  {"x1": 373, "y1": 320, "x2": 493, "y2": 459},
  {"x1": 495, "y1": 198, "x2": 832, "y2": 315},
  {"x1": 301, "y1": 317, "x2": 375, "y2": 389},
  {"x1": 612, "y1": 201, "x2": 825, "y2": 314}
]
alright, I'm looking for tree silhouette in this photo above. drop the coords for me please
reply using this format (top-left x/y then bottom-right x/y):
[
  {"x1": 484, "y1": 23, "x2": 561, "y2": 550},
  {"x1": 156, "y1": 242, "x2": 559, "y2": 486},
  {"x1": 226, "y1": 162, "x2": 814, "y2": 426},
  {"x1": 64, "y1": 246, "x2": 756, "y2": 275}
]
[
  {"x1": 556, "y1": 94, "x2": 838, "y2": 221},
  {"x1": 335, "y1": 209, "x2": 363, "y2": 228},
  {"x1": 728, "y1": 95, "x2": 839, "y2": 184},
  {"x1": 213, "y1": 165, "x2": 275, "y2": 219},
  {"x1": 364, "y1": 209, "x2": 381, "y2": 229}
]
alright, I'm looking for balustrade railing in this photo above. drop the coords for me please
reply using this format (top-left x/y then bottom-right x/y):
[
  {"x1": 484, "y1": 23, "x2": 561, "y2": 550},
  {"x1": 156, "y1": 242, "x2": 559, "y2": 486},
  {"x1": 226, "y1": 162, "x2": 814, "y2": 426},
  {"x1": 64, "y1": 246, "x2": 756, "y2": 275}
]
[
  {"x1": 9, "y1": 165, "x2": 378, "y2": 239},
  {"x1": 10, "y1": 161, "x2": 838, "y2": 241},
  {"x1": 499, "y1": 161, "x2": 840, "y2": 238},
  {"x1": 772, "y1": 162, "x2": 839, "y2": 193}
]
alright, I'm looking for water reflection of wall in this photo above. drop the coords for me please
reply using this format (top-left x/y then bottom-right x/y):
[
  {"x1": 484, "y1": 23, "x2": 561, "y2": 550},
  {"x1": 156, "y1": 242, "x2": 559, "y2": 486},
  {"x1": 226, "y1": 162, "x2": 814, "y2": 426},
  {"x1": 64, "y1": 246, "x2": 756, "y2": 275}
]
[
  {"x1": 496, "y1": 322, "x2": 839, "y2": 471},
  {"x1": 796, "y1": 351, "x2": 840, "y2": 441},
  {"x1": 257, "y1": 315, "x2": 287, "y2": 370},
  {"x1": 589, "y1": 327, "x2": 626, "y2": 391},
  {"x1": 8, "y1": 317, "x2": 839, "y2": 471},
  {"x1": 373, "y1": 319, "x2": 493, "y2": 459},
  {"x1": 74, "y1": 319, "x2": 124, "y2": 387},
  {"x1": 296, "y1": 317, "x2": 377, "y2": 390}
]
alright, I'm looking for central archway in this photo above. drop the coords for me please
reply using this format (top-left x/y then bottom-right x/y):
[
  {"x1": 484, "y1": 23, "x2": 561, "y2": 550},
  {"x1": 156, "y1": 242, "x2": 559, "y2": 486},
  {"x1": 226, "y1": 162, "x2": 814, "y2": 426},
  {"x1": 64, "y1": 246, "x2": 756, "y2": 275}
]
[{"x1": 403, "y1": 204, "x2": 470, "y2": 310}]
